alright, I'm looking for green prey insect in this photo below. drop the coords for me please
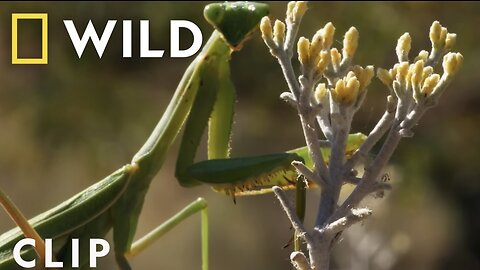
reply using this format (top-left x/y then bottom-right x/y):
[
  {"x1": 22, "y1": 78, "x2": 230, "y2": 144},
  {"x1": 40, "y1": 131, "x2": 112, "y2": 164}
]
[{"x1": 0, "y1": 3, "x2": 269, "y2": 269}]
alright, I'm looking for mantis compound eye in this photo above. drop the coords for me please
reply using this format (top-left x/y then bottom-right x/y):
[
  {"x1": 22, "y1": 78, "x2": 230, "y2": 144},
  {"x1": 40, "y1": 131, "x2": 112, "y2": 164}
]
[
  {"x1": 204, "y1": 2, "x2": 269, "y2": 48},
  {"x1": 204, "y1": 3, "x2": 226, "y2": 26}
]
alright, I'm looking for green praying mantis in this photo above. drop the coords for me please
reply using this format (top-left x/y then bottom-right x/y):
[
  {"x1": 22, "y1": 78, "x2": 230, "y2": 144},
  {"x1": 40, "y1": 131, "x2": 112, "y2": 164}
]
[{"x1": 0, "y1": 2, "x2": 367, "y2": 270}]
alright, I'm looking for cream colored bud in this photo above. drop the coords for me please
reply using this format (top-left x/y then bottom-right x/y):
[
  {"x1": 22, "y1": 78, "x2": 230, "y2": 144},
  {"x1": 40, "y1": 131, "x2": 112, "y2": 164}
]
[
  {"x1": 332, "y1": 79, "x2": 346, "y2": 103},
  {"x1": 411, "y1": 60, "x2": 425, "y2": 86},
  {"x1": 352, "y1": 65, "x2": 364, "y2": 81},
  {"x1": 389, "y1": 65, "x2": 398, "y2": 79},
  {"x1": 286, "y1": 1, "x2": 296, "y2": 20},
  {"x1": 345, "y1": 71, "x2": 355, "y2": 80},
  {"x1": 359, "y1": 65, "x2": 374, "y2": 90},
  {"x1": 396, "y1": 62, "x2": 409, "y2": 83},
  {"x1": 343, "y1": 27, "x2": 359, "y2": 59},
  {"x1": 396, "y1": 33, "x2": 411, "y2": 61},
  {"x1": 377, "y1": 68, "x2": 393, "y2": 87},
  {"x1": 260, "y1": 17, "x2": 273, "y2": 41},
  {"x1": 310, "y1": 30, "x2": 324, "y2": 60},
  {"x1": 330, "y1": 48, "x2": 341, "y2": 68},
  {"x1": 442, "y1": 52, "x2": 463, "y2": 75},
  {"x1": 445, "y1": 33, "x2": 457, "y2": 51},
  {"x1": 322, "y1": 22, "x2": 335, "y2": 49},
  {"x1": 405, "y1": 70, "x2": 412, "y2": 89},
  {"x1": 440, "y1": 27, "x2": 448, "y2": 46},
  {"x1": 422, "y1": 66, "x2": 433, "y2": 79},
  {"x1": 315, "y1": 51, "x2": 330, "y2": 74},
  {"x1": 335, "y1": 79, "x2": 346, "y2": 91},
  {"x1": 293, "y1": 2, "x2": 308, "y2": 22},
  {"x1": 414, "y1": 50, "x2": 429, "y2": 62},
  {"x1": 273, "y1": 20, "x2": 286, "y2": 45},
  {"x1": 346, "y1": 77, "x2": 360, "y2": 98},
  {"x1": 429, "y1": 21, "x2": 442, "y2": 48},
  {"x1": 297, "y1": 37, "x2": 310, "y2": 66},
  {"x1": 421, "y1": 74, "x2": 440, "y2": 95},
  {"x1": 314, "y1": 83, "x2": 328, "y2": 103},
  {"x1": 332, "y1": 78, "x2": 359, "y2": 105}
]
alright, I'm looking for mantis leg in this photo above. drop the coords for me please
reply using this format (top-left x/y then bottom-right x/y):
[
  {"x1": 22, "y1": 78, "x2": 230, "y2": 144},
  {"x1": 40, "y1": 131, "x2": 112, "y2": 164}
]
[
  {"x1": 294, "y1": 176, "x2": 307, "y2": 252},
  {"x1": 207, "y1": 59, "x2": 235, "y2": 160},
  {"x1": 175, "y1": 36, "x2": 233, "y2": 187},
  {"x1": 124, "y1": 198, "x2": 208, "y2": 270}
]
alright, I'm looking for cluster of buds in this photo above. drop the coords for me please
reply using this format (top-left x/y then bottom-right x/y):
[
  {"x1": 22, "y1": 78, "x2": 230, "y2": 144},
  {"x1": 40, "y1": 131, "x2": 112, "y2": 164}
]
[
  {"x1": 260, "y1": 3, "x2": 374, "y2": 110},
  {"x1": 377, "y1": 21, "x2": 463, "y2": 106},
  {"x1": 322, "y1": 66, "x2": 374, "y2": 107},
  {"x1": 286, "y1": 1, "x2": 307, "y2": 26},
  {"x1": 295, "y1": 24, "x2": 372, "y2": 109},
  {"x1": 260, "y1": 1, "x2": 307, "y2": 55},
  {"x1": 295, "y1": 24, "x2": 360, "y2": 80}
]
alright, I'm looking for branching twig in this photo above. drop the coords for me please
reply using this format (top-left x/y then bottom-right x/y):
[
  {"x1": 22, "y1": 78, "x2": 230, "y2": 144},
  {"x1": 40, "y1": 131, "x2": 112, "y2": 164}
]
[
  {"x1": 321, "y1": 208, "x2": 372, "y2": 237},
  {"x1": 272, "y1": 186, "x2": 314, "y2": 246},
  {"x1": 290, "y1": 251, "x2": 312, "y2": 270},
  {"x1": 261, "y1": 3, "x2": 462, "y2": 270},
  {"x1": 292, "y1": 161, "x2": 326, "y2": 187},
  {"x1": 343, "y1": 101, "x2": 396, "y2": 174}
]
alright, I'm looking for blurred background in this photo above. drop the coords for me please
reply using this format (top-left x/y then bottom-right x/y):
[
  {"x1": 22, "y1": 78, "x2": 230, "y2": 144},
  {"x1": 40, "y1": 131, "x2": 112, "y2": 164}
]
[{"x1": 0, "y1": 2, "x2": 479, "y2": 269}]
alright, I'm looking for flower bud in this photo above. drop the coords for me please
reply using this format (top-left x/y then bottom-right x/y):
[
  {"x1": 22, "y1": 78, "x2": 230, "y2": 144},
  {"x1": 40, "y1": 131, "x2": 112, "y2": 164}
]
[
  {"x1": 286, "y1": 1, "x2": 296, "y2": 21},
  {"x1": 310, "y1": 30, "x2": 324, "y2": 61},
  {"x1": 315, "y1": 51, "x2": 330, "y2": 74},
  {"x1": 260, "y1": 17, "x2": 273, "y2": 42},
  {"x1": 359, "y1": 65, "x2": 374, "y2": 90},
  {"x1": 330, "y1": 48, "x2": 341, "y2": 69},
  {"x1": 396, "y1": 62, "x2": 409, "y2": 85},
  {"x1": 343, "y1": 27, "x2": 359, "y2": 59},
  {"x1": 439, "y1": 27, "x2": 448, "y2": 47},
  {"x1": 297, "y1": 37, "x2": 310, "y2": 66},
  {"x1": 314, "y1": 83, "x2": 328, "y2": 103},
  {"x1": 332, "y1": 77, "x2": 359, "y2": 105},
  {"x1": 411, "y1": 60, "x2": 425, "y2": 86},
  {"x1": 444, "y1": 33, "x2": 457, "y2": 52},
  {"x1": 422, "y1": 66, "x2": 433, "y2": 79},
  {"x1": 322, "y1": 22, "x2": 335, "y2": 49},
  {"x1": 421, "y1": 74, "x2": 440, "y2": 95},
  {"x1": 390, "y1": 65, "x2": 398, "y2": 79},
  {"x1": 429, "y1": 21, "x2": 442, "y2": 49},
  {"x1": 292, "y1": 1, "x2": 307, "y2": 23},
  {"x1": 396, "y1": 33, "x2": 411, "y2": 62},
  {"x1": 442, "y1": 52, "x2": 463, "y2": 75},
  {"x1": 377, "y1": 68, "x2": 393, "y2": 87},
  {"x1": 414, "y1": 50, "x2": 429, "y2": 62},
  {"x1": 273, "y1": 20, "x2": 286, "y2": 46}
]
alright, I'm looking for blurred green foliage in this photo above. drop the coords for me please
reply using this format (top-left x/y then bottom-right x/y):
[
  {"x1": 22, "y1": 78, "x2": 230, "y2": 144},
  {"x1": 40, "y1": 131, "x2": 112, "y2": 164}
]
[{"x1": 0, "y1": 2, "x2": 479, "y2": 269}]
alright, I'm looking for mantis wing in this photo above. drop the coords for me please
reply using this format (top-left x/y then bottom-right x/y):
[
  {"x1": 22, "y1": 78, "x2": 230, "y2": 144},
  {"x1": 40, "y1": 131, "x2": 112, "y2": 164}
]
[
  {"x1": 185, "y1": 133, "x2": 367, "y2": 196},
  {"x1": 0, "y1": 165, "x2": 134, "y2": 269}
]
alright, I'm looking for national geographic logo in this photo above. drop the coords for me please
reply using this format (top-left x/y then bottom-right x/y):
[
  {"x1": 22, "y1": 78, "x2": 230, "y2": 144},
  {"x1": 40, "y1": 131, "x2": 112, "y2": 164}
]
[
  {"x1": 11, "y1": 13, "x2": 48, "y2": 64},
  {"x1": 11, "y1": 13, "x2": 203, "y2": 65}
]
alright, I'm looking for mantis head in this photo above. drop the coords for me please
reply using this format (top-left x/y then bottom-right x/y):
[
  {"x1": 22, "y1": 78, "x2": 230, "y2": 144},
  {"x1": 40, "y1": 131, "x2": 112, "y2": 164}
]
[{"x1": 204, "y1": 2, "x2": 269, "y2": 50}]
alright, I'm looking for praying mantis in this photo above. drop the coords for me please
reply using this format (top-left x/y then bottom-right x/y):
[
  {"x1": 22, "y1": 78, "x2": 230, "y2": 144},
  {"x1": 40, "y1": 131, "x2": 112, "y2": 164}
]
[{"x1": 0, "y1": 2, "x2": 367, "y2": 269}]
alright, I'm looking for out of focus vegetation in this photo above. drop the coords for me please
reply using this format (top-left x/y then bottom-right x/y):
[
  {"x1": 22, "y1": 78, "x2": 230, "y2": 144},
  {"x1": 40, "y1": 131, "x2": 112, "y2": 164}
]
[{"x1": 0, "y1": 2, "x2": 478, "y2": 269}]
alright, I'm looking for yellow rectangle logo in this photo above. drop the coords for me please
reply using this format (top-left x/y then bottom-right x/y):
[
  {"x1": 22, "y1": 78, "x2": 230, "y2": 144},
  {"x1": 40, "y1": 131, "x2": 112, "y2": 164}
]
[{"x1": 12, "y1": 13, "x2": 48, "y2": 64}]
